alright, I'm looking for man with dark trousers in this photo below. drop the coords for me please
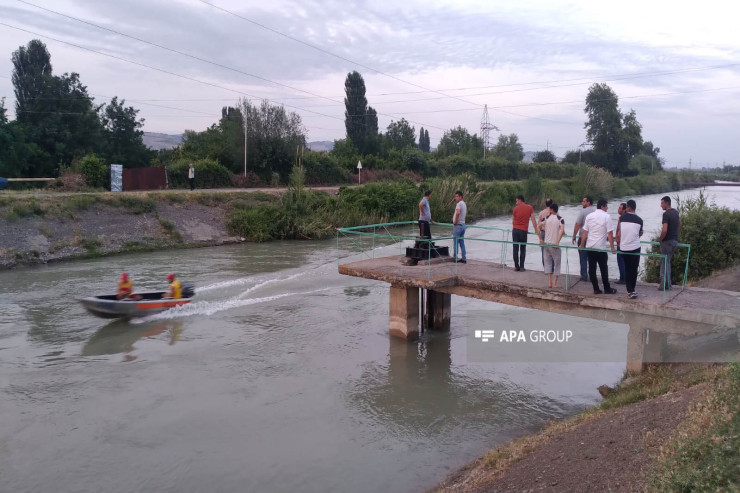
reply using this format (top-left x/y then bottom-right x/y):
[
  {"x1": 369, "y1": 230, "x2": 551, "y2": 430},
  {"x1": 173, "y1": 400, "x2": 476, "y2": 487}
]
[
  {"x1": 658, "y1": 196, "x2": 680, "y2": 290},
  {"x1": 511, "y1": 195, "x2": 538, "y2": 271},
  {"x1": 580, "y1": 198, "x2": 617, "y2": 294},
  {"x1": 617, "y1": 199, "x2": 643, "y2": 299},
  {"x1": 614, "y1": 202, "x2": 627, "y2": 284},
  {"x1": 572, "y1": 196, "x2": 595, "y2": 281},
  {"x1": 418, "y1": 190, "x2": 433, "y2": 240}
]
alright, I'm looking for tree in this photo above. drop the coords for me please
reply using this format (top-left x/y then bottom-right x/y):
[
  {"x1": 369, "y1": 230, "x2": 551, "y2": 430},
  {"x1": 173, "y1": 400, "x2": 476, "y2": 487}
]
[
  {"x1": 621, "y1": 109, "x2": 643, "y2": 161},
  {"x1": 364, "y1": 106, "x2": 380, "y2": 155},
  {"x1": 492, "y1": 133, "x2": 524, "y2": 162},
  {"x1": 436, "y1": 126, "x2": 482, "y2": 157},
  {"x1": 584, "y1": 83, "x2": 630, "y2": 175},
  {"x1": 0, "y1": 97, "x2": 7, "y2": 125},
  {"x1": 385, "y1": 118, "x2": 415, "y2": 150},
  {"x1": 100, "y1": 97, "x2": 150, "y2": 167},
  {"x1": 10, "y1": 40, "x2": 104, "y2": 177},
  {"x1": 11, "y1": 39, "x2": 52, "y2": 125},
  {"x1": 533, "y1": 149, "x2": 556, "y2": 163},
  {"x1": 418, "y1": 127, "x2": 431, "y2": 153},
  {"x1": 240, "y1": 99, "x2": 307, "y2": 181},
  {"x1": 344, "y1": 71, "x2": 368, "y2": 153},
  {"x1": 642, "y1": 141, "x2": 664, "y2": 170}
]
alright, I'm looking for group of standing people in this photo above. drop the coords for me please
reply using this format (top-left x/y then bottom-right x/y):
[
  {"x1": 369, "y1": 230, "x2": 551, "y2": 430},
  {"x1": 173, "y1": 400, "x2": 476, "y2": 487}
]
[
  {"x1": 568, "y1": 195, "x2": 680, "y2": 297},
  {"x1": 418, "y1": 190, "x2": 681, "y2": 299}
]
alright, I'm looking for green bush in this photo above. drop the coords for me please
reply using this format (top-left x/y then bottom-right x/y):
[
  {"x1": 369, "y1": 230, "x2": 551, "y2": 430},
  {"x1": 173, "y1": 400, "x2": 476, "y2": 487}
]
[
  {"x1": 644, "y1": 191, "x2": 740, "y2": 282},
  {"x1": 227, "y1": 206, "x2": 285, "y2": 242},
  {"x1": 478, "y1": 181, "x2": 523, "y2": 216},
  {"x1": 612, "y1": 178, "x2": 635, "y2": 198},
  {"x1": 568, "y1": 164, "x2": 613, "y2": 201},
  {"x1": 75, "y1": 154, "x2": 108, "y2": 189},
  {"x1": 337, "y1": 180, "x2": 419, "y2": 222},
  {"x1": 524, "y1": 173, "x2": 544, "y2": 208},
  {"x1": 167, "y1": 158, "x2": 232, "y2": 189},
  {"x1": 302, "y1": 152, "x2": 350, "y2": 185}
]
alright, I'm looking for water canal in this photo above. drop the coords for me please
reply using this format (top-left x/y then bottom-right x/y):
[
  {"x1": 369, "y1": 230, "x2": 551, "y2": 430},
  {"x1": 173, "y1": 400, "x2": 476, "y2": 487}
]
[{"x1": 1, "y1": 187, "x2": 737, "y2": 492}]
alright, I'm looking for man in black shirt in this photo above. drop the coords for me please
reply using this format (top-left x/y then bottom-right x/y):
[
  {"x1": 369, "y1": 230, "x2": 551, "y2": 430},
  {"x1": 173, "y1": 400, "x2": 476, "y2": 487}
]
[{"x1": 659, "y1": 196, "x2": 681, "y2": 290}]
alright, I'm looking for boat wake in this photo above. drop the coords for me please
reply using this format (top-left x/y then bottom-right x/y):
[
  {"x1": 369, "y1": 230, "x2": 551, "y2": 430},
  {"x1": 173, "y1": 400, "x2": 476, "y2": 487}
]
[
  {"x1": 196, "y1": 271, "x2": 308, "y2": 294},
  {"x1": 132, "y1": 287, "x2": 330, "y2": 322}
]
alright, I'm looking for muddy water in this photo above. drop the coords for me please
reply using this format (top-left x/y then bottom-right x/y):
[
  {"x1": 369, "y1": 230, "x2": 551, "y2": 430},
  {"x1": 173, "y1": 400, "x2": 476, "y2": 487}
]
[{"x1": 0, "y1": 187, "x2": 735, "y2": 493}]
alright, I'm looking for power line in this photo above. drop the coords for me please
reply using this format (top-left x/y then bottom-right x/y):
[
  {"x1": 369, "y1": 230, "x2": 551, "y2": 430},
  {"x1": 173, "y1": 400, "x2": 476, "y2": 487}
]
[
  {"x1": 195, "y1": 0, "x2": 483, "y2": 109},
  {"x1": 5, "y1": 8, "x2": 449, "y2": 132},
  {"x1": 17, "y1": 0, "x2": 344, "y2": 106},
  {"x1": 0, "y1": 22, "x2": 345, "y2": 123}
]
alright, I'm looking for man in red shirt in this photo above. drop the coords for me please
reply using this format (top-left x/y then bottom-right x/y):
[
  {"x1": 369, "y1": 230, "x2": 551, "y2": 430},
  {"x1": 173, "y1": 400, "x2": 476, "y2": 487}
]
[{"x1": 511, "y1": 195, "x2": 539, "y2": 271}]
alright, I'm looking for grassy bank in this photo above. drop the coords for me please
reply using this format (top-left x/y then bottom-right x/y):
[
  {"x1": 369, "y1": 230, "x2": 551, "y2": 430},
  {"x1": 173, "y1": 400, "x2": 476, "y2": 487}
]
[{"x1": 437, "y1": 363, "x2": 740, "y2": 492}]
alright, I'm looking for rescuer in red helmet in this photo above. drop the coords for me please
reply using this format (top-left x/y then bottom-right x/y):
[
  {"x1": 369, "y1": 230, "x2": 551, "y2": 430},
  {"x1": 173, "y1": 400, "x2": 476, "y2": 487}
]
[
  {"x1": 163, "y1": 273, "x2": 182, "y2": 299},
  {"x1": 117, "y1": 273, "x2": 141, "y2": 300}
]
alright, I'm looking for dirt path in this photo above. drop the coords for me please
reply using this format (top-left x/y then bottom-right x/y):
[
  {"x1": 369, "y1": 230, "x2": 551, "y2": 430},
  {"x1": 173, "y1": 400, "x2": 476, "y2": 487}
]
[
  {"x1": 441, "y1": 384, "x2": 705, "y2": 493},
  {"x1": 3, "y1": 185, "x2": 346, "y2": 198},
  {"x1": 691, "y1": 265, "x2": 740, "y2": 291}
]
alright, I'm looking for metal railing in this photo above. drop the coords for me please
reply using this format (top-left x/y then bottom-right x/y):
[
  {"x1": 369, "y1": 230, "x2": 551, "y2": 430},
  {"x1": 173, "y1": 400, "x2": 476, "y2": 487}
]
[{"x1": 337, "y1": 221, "x2": 690, "y2": 302}]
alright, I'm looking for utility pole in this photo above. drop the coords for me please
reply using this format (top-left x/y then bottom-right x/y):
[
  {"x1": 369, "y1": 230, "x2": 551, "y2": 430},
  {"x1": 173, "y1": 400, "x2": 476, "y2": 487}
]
[
  {"x1": 247, "y1": 109, "x2": 249, "y2": 178},
  {"x1": 480, "y1": 105, "x2": 498, "y2": 160}
]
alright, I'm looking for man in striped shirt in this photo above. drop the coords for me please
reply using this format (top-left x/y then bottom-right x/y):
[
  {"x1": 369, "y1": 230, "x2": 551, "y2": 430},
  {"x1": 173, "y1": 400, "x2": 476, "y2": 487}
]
[{"x1": 616, "y1": 199, "x2": 644, "y2": 299}]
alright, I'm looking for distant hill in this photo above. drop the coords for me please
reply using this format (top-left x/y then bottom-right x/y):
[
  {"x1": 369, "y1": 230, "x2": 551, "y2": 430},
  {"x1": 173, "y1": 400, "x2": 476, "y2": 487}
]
[
  {"x1": 143, "y1": 132, "x2": 183, "y2": 150},
  {"x1": 307, "y1": 140, "x2": 334, "y2": 152}
]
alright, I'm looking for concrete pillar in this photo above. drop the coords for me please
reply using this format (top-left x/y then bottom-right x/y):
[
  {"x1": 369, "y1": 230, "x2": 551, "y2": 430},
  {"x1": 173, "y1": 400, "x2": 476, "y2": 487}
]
[
  {"x1": 389, "y1": 285, "x2": 419, "y2": 340},
  {"x1": 626, "y1": 326, "x2": 668, "y2": 374},
  {"x1": 626, "y1": 326, "x2": 647, "y2": 375},
  {"x1": 424, "y1": 290, "x2": 451, "y2": 331}
]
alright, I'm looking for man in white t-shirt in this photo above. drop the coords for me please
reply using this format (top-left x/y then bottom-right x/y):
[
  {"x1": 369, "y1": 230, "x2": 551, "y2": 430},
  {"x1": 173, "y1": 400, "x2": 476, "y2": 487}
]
[
  {"x1": 579, "y1": 198, "x2": 616, "y2": 294},
  {"x1": 571, "y1": 196, "x2": 595, "y2": 281},
  {"x1": 616, "y1": 199, "x2": 644, "y2": 299},
  {"x1": 188, "y1": 163, "x2": 195, "y2": 191},
  {"x1": 452, "y1": 191, "x2": 467, "y2": 264}
]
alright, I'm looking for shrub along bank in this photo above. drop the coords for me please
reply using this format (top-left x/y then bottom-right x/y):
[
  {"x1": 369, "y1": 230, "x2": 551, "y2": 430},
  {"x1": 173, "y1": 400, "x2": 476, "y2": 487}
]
[{"x1": 0, "y1": 166, "x2": 714, "y2": 268}]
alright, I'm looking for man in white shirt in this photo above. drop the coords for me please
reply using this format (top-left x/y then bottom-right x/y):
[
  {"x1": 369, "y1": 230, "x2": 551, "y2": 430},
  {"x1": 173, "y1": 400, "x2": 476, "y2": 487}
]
[
  {"x1": 571, "y1": 196, "x2": 595, "y2": 281},
  {"x1": 452, "y1": 191, "x2": 467, "y2": 263},
  {"x1": 579, "y1": 198, "x2": 617, "y2": 294}
]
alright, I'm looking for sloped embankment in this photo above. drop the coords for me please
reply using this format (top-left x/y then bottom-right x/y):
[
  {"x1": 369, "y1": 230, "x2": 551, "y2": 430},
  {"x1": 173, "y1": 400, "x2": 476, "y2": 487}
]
[{"x1": 0, "y1": 192, "x2": 253, "y2": 269}]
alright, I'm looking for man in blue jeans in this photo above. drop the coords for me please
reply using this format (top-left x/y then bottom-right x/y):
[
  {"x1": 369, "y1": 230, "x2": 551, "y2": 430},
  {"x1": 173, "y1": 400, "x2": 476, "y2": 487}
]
[
  {"x1": 452, "y1": 191, "x2": 467, "y2": 263},
  {"x1": 571, "y1": 196, "x2": 595, "y2": 281}
]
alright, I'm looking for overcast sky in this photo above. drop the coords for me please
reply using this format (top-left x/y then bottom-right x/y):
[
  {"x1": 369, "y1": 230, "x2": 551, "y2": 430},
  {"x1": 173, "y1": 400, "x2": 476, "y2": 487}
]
[{"x1": 1, "y1": 0, "x2": 739, "y2": 167}]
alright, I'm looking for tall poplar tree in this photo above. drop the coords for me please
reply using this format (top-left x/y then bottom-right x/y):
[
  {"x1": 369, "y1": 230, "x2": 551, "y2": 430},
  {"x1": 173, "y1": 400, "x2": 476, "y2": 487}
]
[{"x1": 344, "y1": 71, "x2": 368, "y2": 153}]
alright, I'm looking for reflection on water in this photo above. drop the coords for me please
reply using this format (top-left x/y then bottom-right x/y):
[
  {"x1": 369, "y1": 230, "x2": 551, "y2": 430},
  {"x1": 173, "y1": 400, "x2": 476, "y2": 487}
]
[
  {"x1": 82, "y1": 320, "x2": 184, "y2": 361},
  {"x1": 348, "y1": 334, "x2": 568, "y2": 440}
]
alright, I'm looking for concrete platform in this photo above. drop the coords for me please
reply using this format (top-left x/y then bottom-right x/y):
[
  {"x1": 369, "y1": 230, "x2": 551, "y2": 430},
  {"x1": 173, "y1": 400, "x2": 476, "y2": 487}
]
[{"x1": 338, "y1": 255, "x2": 740, "y2": 333}]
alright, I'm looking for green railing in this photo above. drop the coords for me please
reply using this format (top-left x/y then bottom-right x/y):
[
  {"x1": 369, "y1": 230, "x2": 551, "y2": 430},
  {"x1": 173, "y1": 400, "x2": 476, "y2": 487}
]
[{"x1": 337, "y1": 221, "x2": 690, "y2": 302}]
